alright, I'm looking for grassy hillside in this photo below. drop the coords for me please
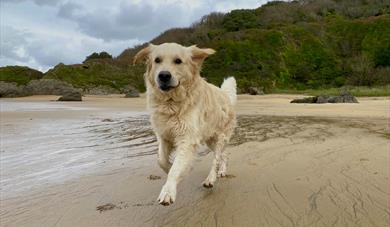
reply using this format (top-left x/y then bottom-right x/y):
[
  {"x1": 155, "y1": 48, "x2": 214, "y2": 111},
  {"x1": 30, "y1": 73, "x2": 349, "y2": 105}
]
[
  {"x1": 118, "y1": 0, "x2": 390, "y2": 93},
  {"x1": 43, "y1": 61, "x2": 145, "y2": 92},
  {"x1": 0, "y1": 66, "x2": 44, "y2": 85},
  {"x1": 1, "y1": 0, "x2": 389, "y2": 94}
]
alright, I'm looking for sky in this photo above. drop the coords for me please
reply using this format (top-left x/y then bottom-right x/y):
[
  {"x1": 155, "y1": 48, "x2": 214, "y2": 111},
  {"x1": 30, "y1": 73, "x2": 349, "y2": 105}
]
[{"x1": 1, "y1": 0, "x2": 268, "y2": 72}]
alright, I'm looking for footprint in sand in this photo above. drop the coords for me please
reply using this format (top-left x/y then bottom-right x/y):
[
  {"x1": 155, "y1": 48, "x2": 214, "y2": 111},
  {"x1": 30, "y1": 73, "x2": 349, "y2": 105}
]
[
  {"x1": 96, "y1": 202, "x2": 130, "y2": 213},
  {"x1": 96, "y1": 203, "x2": 116, "y2": 213},
  {"x1": 147, "y1": 175, "x2": 161, "y2": 180}
]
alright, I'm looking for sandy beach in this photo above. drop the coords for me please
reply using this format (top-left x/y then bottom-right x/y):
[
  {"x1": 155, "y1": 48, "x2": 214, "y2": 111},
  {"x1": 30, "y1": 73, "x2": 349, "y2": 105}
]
[{"x1": 0, "y1": 94, "x2": 389, "y2": 227}]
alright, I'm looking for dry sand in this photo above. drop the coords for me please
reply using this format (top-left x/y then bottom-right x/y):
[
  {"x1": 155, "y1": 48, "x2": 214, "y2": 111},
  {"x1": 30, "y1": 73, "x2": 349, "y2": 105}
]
[{"x1": 0, "y1": 94, "x2": 389, "y2": 227}]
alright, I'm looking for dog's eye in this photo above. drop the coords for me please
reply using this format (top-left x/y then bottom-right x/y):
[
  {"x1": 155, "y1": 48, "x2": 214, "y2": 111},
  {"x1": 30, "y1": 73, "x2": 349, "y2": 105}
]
[
  {"x1": 154, "y1": 57, "x2": 161, "y2": 63},
  {"x1": 174, "y1": 58, "x2": 182, "y2": 64}
]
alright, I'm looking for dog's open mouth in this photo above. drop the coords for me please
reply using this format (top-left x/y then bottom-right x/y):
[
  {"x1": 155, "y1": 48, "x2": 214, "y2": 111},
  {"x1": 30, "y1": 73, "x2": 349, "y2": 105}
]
[{"x1": 159, "y1": 82, "x2": 180, "y2": 92}]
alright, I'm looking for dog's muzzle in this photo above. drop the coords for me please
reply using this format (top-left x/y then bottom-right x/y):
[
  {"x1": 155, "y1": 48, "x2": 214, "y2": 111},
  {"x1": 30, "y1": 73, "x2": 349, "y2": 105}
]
[{"x1": 158, "y1": 71, "x2": 177, "y2": 91}]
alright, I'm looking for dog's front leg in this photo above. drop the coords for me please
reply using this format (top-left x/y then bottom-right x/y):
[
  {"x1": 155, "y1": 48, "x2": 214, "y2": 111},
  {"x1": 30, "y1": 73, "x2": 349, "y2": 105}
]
[
  {"x1": 157, "y1": 138, "x2": 172, "y2": 174},
  {"x1": 157, "y1": 141, "x2": 196, "y2": 206}
]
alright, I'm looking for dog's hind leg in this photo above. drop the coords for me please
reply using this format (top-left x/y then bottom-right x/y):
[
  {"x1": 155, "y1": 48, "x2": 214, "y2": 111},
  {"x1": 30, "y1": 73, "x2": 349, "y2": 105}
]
[
  {"x1": 217, "y1": 148, "x2": 228, "y2": 178},
  {"x1": 217, "y1": 121, "x2": 235, "y2": 178},
  {"x1": 202, "y1": 135, "x2": 227, "y2": 188},
  {"x1": 157, "y1": 138, "x2": 172, "y2": 174}
]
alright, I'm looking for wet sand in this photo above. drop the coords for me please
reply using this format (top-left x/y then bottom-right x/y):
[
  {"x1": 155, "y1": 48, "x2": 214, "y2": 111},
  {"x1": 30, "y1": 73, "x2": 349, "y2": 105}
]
[{"x1": 0, "y1": 95, "x2": 389, "y2": 227}]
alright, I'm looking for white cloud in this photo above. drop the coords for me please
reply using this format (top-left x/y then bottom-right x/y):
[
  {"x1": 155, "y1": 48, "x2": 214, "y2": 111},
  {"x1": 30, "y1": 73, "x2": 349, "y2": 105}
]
[
  {"x1": 1, "y1": 0, "x2": 63, "y2": 6},
  {"x1": 57, "y1": 1, "x2": 210, "y2": 41},
  {"x1": 1, "y1": 0, "x2": 269, "y2": 71},
  {"x1": 0, "y1": 25, "x2": 141, "y2": 72}
]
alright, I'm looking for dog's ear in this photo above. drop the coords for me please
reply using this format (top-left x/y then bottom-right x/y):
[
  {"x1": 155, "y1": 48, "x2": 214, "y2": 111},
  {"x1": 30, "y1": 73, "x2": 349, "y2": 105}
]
[
  {"x1": 133, "y1": 44, "x2": 154, "y2": 65},
  {"x1": 189, "y1": 45, "x2": 216, "y2": 66}
]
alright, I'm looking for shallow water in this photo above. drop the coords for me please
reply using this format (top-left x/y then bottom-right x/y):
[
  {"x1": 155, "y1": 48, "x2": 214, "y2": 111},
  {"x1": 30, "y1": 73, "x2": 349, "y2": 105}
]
[
  {"x1": 1, "y1": 99, "x2": 388, "y2": 200},
  {"x1": 0, "y1": 101, "x2": 156, "y2": 198},
  {"x1": 0, "y1": 100, "x2": 89, "y2": 112}
]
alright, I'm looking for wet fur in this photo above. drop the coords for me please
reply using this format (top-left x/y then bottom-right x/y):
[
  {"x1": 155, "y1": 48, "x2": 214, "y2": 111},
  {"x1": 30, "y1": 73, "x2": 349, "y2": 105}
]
[{"x1": 134, "y1": 43, "x2": 236, "y2": 205}]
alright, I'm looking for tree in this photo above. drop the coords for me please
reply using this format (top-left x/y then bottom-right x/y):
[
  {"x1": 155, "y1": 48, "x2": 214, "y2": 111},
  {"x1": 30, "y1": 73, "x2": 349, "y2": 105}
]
[{"x1": 84, "y1": 51, "x2": 113, "y2": 63}]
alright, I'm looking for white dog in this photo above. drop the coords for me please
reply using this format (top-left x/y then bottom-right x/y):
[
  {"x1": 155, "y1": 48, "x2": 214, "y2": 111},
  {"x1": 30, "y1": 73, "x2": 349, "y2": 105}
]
[{"x1": 134, "y1": 43, "x2": 236, "y2": 206}]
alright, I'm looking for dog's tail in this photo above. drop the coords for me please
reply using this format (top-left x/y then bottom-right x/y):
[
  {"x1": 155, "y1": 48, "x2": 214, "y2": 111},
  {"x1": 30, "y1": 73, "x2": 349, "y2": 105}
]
[{"x1": 221, "y1": 77, "x2": 237, "y2": 105}]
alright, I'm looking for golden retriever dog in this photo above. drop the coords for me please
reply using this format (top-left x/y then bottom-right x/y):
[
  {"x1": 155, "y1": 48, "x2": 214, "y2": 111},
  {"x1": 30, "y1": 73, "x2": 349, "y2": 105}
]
[{"x1": 134, "y1": 43, "x2": 236, "y2": 206}]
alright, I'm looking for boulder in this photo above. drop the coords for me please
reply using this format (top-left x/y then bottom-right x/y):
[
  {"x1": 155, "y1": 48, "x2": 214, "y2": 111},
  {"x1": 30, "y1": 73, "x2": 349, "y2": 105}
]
[
  {"x1": 340, "y1": 91, "x2": 359, "y2": 103},
  {"x1": 290, "y1": 96, "x2": 317, "y2": 103},
  {"x1": 0, "y1": 82, "x2": 26, "y2": 97},
  {"x1": 57, "y1": 90, "x2": 82, "y2": 101},
  {"x1": 0, "y1": 79, "x2": 83, "y2": 98},
  {"x1": 247, "y1": 87, "x2": 264, "y2": 95},
  {"x1": 24, "y1": 79, "x2": 77, "y2": 95},
  {"x1": 316, "y1": 95, "x2": 330, "y2": 103},
  {"x1": 326, "y1": 91, "x2": 358, "y2": 103},
  {"x1": 123, "y1": 85, "x2": 140, "y2": 98},
  {"x1": 327, "y1": 96, "x2": 344, "y2": 103},
  {"x1": 290, "y1": 91, "x2": 358, "y2": 104},
  {"x1": 125, "y1": 90, "x2": 140, "y2": 98}
]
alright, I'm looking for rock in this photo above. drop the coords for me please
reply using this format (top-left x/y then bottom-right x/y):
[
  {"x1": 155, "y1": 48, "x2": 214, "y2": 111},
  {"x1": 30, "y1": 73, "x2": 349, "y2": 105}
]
[
  {"x1": 123, "y1": 85, "x2": 140, "y2": 98},
  {"x1": 316, "y1": 95, "x2": 330, "y2": 103},
  {"x1": 340, "y1": 91, "x2": 359, "y2": 103},
  {"x1": 290, "y1": 91, "x2": 358, "y2": 104},
  {"x1": 325, "y1": 91, "x2": 358, "y2": 103},
  {"x1": 0, "y1": 82, "x2": 26, "y2": 97},
  {"x1": 327, "y1": 96, "x2": 343, "y2": 103},
  {"x1": 24, "y1": 79, "x2": 78, "y2": 95},
  {"x1": 247, "y1": 87, "x2": 264, "y2": 95},
  {"x1": 125, "y1": 90, "x2": 140, "y2": 98},
  {"x1": 290, "y1": 96, "x2": 317, "y2": 103},
  {"x1": 57, "y1": 90, "x2": 82, "y2": 101},
  {"x1": 0, "y1": 79, "x2": 82, "y2": 98}
]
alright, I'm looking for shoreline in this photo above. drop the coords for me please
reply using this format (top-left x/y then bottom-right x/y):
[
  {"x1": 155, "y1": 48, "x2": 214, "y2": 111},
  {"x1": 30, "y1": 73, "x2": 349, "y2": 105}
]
[{"x1": 1, "y1": 94, "x2": 389, "y2": 118}]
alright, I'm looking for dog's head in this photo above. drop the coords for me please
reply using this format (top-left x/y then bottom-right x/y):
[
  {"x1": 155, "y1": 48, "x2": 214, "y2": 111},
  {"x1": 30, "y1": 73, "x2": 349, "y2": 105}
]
[{"x1": 133, "y1": 43, "x2": 215, "y2": 92}]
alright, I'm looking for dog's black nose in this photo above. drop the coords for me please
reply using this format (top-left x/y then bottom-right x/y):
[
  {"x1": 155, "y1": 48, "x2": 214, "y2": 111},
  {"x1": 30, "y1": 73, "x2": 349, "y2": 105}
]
[{"x1": 158, "y1": 71, "x2": 171, "y2": 83}]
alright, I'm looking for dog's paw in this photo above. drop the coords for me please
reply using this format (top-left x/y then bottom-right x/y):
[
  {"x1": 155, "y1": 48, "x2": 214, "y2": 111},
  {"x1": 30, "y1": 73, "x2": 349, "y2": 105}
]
[
  {"x1": 157, "y1": 183, "x2": 176, "y2": 206},
  {"x1": 202, "y1": 180, "x2": 214, "y2": 188},
  {"x1": 202, "y1": 174, "x2": 217, "y2": 188},
  {"x1": 202, "y1": 174, "x2": 216, "y2": 188}
]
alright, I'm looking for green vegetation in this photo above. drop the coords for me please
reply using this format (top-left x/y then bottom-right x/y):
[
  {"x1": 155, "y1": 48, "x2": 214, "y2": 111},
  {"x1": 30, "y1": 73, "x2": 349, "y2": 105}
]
[
  {"x1": 119, "y1": 0, "x2": 390, "y2": 93},
  {"x1": 43, "y1": 62, "x2": 145, "y2": 92},
  {"x1": 84, "y1": 51, "x2": 113, "y2": 63},
  {"x1": 1, "y1": 0, "x2": 389, "y2": 94},
  {"x1": 0, "y1": 66, "x2": 43, "y2": 85},
  {"x1": 274, "y1": 85, "x2": 390, "y2": 97}
]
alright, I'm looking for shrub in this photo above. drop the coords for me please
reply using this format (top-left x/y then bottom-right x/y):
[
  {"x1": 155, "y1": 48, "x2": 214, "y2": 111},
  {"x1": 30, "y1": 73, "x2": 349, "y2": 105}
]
[
  {"x1": 0, "y1": 66, "x2": 43, "y2": 85},
  {"x1": 222, "y1": 9, "x2": 258, "y2": 32},
  {"x1": 346, "y1": 54, "x2": 377, "y2": 86},
  {"x1": 84, "y1": 51, "x2": 113, "y2": 63},
  {"x1": 362, "y1": 17, "x2": 390, "y2": 66}
]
